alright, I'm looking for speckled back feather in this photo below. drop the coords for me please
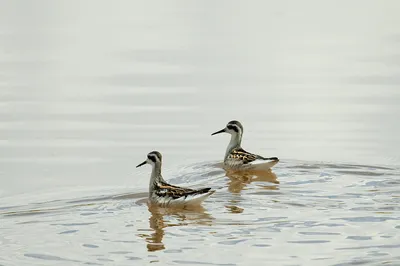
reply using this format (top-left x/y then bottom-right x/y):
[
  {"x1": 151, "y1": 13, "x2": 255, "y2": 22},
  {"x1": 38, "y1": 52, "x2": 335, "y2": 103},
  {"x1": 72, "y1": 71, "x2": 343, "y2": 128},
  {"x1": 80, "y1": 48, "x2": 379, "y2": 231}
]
[{"x1": 154, "y1": 181, "x2": 212, "y2": 200}]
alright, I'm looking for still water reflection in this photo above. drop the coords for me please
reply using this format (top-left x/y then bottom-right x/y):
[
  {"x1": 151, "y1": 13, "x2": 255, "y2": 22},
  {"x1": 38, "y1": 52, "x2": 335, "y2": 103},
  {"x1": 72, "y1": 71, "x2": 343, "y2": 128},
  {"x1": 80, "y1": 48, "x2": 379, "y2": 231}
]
[
  {"x1": 225, "y1": 169, "x2": 279, "y2": 194},
  {"x1": 143, "y1": 205, "x2": 214, "y2": 252},
  {"x1": 1, "y1": 1, "x2": 400, "y2": 265}
]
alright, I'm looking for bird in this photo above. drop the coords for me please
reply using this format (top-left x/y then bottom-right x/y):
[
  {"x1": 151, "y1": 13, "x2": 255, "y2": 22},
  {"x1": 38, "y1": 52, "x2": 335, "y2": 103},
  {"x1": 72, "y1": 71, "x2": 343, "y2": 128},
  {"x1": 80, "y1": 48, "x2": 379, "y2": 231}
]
[
  {"x1": 211, "y1": 120, "x2": 279, "y2": 170},
  {"x1": 136, "y1": 151, "x2": 215, "y2": 207}
]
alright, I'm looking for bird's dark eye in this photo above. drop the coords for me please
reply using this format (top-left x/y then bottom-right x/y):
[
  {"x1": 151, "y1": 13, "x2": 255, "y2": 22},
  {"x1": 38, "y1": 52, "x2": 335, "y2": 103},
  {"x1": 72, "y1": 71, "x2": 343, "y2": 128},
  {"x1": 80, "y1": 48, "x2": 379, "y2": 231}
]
[
  {"x1": 227, "y1": 125, "x2": 238, "y2": 132},
  {"x1": 147, "y1": 155, "x2": 156, "y2": 162}
]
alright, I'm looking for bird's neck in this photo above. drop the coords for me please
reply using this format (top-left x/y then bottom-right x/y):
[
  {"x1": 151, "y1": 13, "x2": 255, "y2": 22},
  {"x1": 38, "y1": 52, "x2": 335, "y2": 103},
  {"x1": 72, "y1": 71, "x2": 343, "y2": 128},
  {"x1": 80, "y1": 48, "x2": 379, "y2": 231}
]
[
  {"x1": 225, "y1": 133, "x2": 242, "y2": 159},
  {"x1": 149, "y1": 162, "x2": 164, "y2": 192}
]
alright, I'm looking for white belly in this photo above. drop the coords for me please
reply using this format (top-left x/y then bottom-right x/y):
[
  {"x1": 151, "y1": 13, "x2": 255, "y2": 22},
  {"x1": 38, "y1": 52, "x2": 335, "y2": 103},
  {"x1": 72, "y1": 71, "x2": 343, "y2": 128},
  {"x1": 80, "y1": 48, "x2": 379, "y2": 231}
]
[{"x1": 224, "y1": 158, "x2": 278, "y2": 171}]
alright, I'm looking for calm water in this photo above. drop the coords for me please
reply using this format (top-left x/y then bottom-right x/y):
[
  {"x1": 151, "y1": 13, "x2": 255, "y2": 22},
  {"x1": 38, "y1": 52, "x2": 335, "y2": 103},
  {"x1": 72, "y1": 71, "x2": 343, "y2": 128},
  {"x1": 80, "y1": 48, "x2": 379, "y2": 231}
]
[{"x1": 1, "y1": 1, "x2": 400, "y2": 265}]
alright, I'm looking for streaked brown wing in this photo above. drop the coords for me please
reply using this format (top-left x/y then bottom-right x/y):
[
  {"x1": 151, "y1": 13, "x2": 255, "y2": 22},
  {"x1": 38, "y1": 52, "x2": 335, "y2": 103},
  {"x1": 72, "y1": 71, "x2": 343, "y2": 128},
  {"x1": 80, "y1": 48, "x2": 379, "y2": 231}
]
[
  {"x1": 156, "y1": 181, "x2": 195, "y2": 199},
  {"x1": 229, "y1": 148, "x2": 258, "y2": 164}
]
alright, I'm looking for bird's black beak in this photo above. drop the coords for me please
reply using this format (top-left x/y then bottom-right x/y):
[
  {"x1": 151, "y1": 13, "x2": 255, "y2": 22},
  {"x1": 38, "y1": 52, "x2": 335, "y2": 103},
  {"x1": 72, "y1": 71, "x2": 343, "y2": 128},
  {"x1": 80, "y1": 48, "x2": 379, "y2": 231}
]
[
  {"x1": 136, "y1": 160, "x2": 147, "y2": 168},
  {"x1": 211, "y1": 128, "x2": 226, "y2": 136}
]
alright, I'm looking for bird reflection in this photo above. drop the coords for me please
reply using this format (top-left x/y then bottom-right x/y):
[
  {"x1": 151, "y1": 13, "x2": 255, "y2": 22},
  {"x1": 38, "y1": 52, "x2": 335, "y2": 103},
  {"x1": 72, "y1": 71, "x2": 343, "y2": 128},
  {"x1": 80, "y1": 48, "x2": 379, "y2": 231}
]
[
  {"x1": 225, "y1": 198, "x2": 244, "y2": 214},
  {"x1": 225, "y1": 168, "x2": 279, "y2": 194},
  {"x1": 224, "y1": 169, "x2": 279, "y2": 214},
  {"x1": 140, "y1": 204, "x2": 214, "y2": 252}
]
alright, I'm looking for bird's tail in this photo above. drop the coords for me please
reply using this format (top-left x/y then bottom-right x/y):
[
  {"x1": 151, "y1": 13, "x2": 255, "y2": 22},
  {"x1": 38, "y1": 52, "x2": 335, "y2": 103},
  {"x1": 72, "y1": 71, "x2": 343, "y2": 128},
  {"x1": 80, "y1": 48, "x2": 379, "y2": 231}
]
[
  {"x1": 185, "y1": 188, "x2": 215, "y2": 206},
  {"x1": 260, "y1": 156, "x2": 279, "y2": 162}
]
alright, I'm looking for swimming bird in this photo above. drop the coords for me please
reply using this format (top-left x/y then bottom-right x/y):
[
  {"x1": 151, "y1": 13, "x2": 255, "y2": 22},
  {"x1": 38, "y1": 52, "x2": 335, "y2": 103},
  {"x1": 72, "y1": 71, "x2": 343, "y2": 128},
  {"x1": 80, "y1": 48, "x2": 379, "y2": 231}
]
[
  {"x1": 136, "y1": 151, "x2": 215, "y2": 207},
  {"x1": 211, "y1": 120, "x2": 279, "y2": 170}
]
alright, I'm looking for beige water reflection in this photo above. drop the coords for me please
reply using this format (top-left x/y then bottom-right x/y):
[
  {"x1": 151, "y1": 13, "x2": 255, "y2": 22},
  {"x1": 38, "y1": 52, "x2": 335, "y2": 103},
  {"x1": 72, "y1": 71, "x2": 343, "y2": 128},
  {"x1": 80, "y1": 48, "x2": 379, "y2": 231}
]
[
  {"x1": 225, "y1": 168, "x2": 279, "y2": 194},
  {"x1": 141, "y1": 205, "x2": 214, "y2": 252}
]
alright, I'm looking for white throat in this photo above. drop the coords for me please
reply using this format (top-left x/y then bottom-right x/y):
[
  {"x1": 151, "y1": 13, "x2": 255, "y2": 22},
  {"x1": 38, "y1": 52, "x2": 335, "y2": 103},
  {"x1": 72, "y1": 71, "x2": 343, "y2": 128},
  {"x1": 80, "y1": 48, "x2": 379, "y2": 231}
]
[
  {"x1": 149, "y1": 162, "x2": 163, "y2": 192},
  {"x1": 225, "y1": 133, "x2": 242, "y2": 159}
]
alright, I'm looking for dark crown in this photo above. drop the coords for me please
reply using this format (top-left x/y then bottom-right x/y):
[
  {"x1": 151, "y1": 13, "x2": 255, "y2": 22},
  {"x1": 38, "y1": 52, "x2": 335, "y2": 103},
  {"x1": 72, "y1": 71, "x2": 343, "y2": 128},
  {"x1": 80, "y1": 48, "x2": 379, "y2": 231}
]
[
  {"x1": 148, "y1": 151, "x2": 162, "y2": 161},
  {"x1": 227, "y1": 120, "x2": 243, "y2": 131}
]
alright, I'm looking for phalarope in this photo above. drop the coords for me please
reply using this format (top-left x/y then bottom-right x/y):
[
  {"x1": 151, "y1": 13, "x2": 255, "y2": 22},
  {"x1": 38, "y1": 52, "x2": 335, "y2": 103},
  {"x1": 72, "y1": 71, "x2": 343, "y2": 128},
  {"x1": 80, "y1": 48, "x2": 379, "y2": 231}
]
[
  {"x1": 136, "y1": 151, "x2": 215, "y2": 207},
  {"x1": 211, "y1": 120, "x2": 279, "y2": 170}
]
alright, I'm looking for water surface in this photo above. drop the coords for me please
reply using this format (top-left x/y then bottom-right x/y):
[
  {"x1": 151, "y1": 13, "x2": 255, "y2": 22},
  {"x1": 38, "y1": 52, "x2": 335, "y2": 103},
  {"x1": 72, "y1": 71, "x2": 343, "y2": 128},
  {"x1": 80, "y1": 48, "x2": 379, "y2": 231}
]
[{"x1": 1, "y1": 1, "x2": 400, "y2": 265}]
